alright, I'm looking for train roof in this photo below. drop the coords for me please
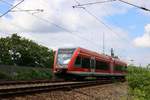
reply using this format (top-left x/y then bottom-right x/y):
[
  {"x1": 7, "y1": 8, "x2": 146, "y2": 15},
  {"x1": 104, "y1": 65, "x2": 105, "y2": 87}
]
[
  {"x1": 57, "y1": 47, "x2": 127, "y2": 65},
  {"x1": 77, "y1": 47, "x2": 127, "y2": 65},
  {"x1": 78, "y1": 47, "x2": 111, "y2": 58}
]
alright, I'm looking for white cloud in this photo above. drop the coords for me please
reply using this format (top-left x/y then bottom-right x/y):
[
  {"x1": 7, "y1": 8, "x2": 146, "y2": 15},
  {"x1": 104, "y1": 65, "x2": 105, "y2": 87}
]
[
  {"x1": 0, "y1": 0, "x2": 131, "y2": 33},
  {"x1": 134, "y1": 24, "x2": 150, "y2": 47},
  {"x1": 0, "y1": 0, "x2": 130, "y2": 51},
  {"x1": 0, "y1": 0, "x2": 150, "y2": 66}
]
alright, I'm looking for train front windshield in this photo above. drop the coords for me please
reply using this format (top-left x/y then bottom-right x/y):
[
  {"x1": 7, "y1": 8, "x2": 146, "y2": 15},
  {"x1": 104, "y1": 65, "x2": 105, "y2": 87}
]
[{"x1": 57, "y1": 48, "x2": 75, "y2": 65}]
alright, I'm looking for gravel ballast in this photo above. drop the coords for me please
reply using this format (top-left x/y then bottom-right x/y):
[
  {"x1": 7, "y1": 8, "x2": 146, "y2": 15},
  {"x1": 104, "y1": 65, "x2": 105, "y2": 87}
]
[{"x1": 3, "y1": 82, "x2": 128, "y2": 100}]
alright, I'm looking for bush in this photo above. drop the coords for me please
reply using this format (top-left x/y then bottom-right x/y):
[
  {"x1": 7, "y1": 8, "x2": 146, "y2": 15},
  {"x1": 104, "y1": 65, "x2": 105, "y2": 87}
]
[
  {"x1": 0, "y1": 71, "x2": 11, "y2": 80},
  {"x1": 12, "y1": 69, "x2": 52, "y2": 80},
  {"x1": 127, "y1": 66, "x2": 150, "y2": 99},
  {"x1": 0, "y1": 65, "x2": 52, "y2": 81}
]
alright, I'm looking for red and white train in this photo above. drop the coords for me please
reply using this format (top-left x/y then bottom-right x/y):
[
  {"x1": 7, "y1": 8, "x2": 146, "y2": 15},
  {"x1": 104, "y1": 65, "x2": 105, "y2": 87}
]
[{"x1": 53, "y1": 47, "x2": 127, "y2": 80}]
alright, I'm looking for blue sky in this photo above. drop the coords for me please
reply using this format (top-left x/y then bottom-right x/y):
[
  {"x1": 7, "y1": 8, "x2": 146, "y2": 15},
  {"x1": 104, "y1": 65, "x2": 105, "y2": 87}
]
[
  {"x1": 0, "y1": 0, "x2": 14, "y2": 18},
  {"x1": 105, "y1": 5, "x2": 150, "y2": 38},
  {"x1": 0, "y1": 0, "x2": 14, "y2": 11},
  {"x1": 1, "y1": 0, "x2": 149, "y2": 36},
  {"x1": 0, "y1": 1, "x2": 9, "y2": 13},
  {"x1": 0, "y1": 0, "x2": 150, "y2": 66}
]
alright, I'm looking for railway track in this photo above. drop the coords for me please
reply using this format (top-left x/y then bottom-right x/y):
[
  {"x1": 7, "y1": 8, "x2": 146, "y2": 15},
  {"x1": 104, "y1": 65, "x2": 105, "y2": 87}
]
[
  {"x1": 0, "y1": 80, "x2": 64, "y2": 85},
  {"x1": 0, "y1": 80, "x2": 112, "y2": 97}
]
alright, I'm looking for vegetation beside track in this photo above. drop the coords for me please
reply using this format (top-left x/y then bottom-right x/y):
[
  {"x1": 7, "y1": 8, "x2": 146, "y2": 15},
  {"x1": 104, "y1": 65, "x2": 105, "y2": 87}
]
[
  {"x1": 0, "y1": 34, "x2": 54, "y2": 68},
  {"x1": 0, "y1": 65, "x2": 52, "y2": 81},
  {"x1": 0, "y1": 34, "x2": 54, "y2": 80},
  {"x1": 127, "y1": 65, "x2": 150, "y2": 100}
]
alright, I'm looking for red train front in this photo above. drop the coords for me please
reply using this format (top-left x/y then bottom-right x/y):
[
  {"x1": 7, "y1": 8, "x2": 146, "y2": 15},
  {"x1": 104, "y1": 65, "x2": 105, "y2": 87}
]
[{"x1": 53, "y1": 47, "x2": 127, "y2": 80}]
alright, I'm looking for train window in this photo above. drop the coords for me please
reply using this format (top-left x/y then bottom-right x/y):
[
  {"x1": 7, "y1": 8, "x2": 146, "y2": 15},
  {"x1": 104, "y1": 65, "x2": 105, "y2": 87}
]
[
  {"x1": 125, "y1": 66, "x2": 127, "y2": 71},
  {"x1": 123, "y1": 66, "x2": 127, "y2": 71},
  {"x1": 82, "y1": 57, "x2": 90, "y2": 68},
  {"x1": 96, "y1": 60, "x2": 109, "y2": 70},
  {"x1": 74, "y1": 56, "x2": 82, "y2": 67},
  {"x1": 57, "y1": 48, "x2": 75, "y2": 65},
  {"x1": 114, "y1": 65, "x2": 121, "y2": 71},
  {"x1": 114, "y1": 65, "x2": 127, "y2": 71},
  {"x1": 90, "y1": 59, "x2": 95, "y2": 68}
]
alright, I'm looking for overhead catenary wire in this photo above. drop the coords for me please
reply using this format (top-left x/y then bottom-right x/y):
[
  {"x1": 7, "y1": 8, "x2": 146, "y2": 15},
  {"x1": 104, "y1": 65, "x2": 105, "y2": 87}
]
[
  {"x1": 73, "y1": 0, "x2": 131, "y2": 58},
  {"x1": 73, "y1": 0, "x2": 150, "y2": 12},
  {"x1": 0, "y1": 0, "x2": 33, "y2": 37},
  {"x1": 118, "y1": 0, "x2": 150, "y2": 12},
  {"x1": 73, "y1": 0, "x2": 148, "y2": 47},
  {"x1": 73, "y1": 0, "x2": 116, "y2": 8},
  {"x1": 74, "y1": 0, "x2": 111, "y2": 53},
  {"x1": 0, "y1": 0, "x2": 24, "y2": 18},
  {"x1": 0, "y1": 12, "x2": 35, "y2": 33},
  {"x1": 84, "y1": 9, "x2": 130, "y2": 57},
  {"x1": 10, "y1": 9, "x2": 44, "y2": 15},
  {"x1": 72, "y1": 0, "x2": 103, "y2": 52},
  {"x1": 0, "y1": 0, "x2": 102, "y2": 51},
  {"x1": 11, "y1": 9, "x2": 44, "y2": 12},
  {"x1": 99, "y1": 4, "x2": 131, "y2": 57},
  {"x1": 73, "y1": 0, "x2": 129, "y2": 42}
]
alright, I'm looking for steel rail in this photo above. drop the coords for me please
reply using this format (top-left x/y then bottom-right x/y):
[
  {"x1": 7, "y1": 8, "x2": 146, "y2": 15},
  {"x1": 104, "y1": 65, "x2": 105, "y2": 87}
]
[
  {"x1": 0, "y1": 80, "x2": 65, "y2": 86},
  {"x1": 0, "y1": 80, "x2": 112, "y2": 97}
]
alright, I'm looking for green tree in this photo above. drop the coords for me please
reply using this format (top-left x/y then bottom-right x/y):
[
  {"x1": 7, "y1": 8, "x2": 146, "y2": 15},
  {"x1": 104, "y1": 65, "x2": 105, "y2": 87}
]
[
  {"x1": 0, "y1": 34, "x2": 54, "y2": 68},
  {"x1": 0, "y1": 37, "x2": 13, "y2": 65}
]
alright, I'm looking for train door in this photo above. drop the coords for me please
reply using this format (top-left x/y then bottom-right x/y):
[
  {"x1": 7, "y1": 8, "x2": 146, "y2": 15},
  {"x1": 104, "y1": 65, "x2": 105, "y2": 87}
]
[
  {"x1": 90, "y1": 57, "x2": 95, "y2": 75},
  {"x1": 110, "y1": 60, "x2": 114, "y2": 74}
]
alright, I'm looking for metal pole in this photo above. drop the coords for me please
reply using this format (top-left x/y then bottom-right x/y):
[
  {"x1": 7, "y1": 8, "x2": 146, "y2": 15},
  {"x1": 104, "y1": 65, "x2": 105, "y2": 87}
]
[{"x1": 103, "y1": 32, "x2": 105, "y2": 54}]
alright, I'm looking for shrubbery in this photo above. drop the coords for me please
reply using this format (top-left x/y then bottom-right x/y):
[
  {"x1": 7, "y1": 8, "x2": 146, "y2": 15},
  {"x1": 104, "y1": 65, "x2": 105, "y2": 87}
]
[
  {"x1": 0, "y1": 71, "x2": 11, "y2": 80},
  {"x1": 127, "y1": 66, "x2": 150, "y2": 100},
  {"x1": 13, "y1": 69, "x2": 52, "y2": 80},
  {"x1": 0, "y1": 65, "x2": 52, "y2": 81},
  {"x1": 0, "y1": 34, "x2": 54, "y2": 80}
]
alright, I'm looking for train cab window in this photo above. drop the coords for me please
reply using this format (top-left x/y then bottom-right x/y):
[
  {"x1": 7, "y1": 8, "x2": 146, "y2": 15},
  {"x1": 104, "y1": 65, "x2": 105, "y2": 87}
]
[
  {"x1": 57, "y1": 48, "x2": 76, "y2": 65},
  {"x1": 82, "y1": 57, "x2": 90, "y2": 68},
  {"x1": 96, "y1": 60, "x2": 109, "y2": 70},
  {"x1": 75, "y1": 56, "x2": 82, "y2": 67}
]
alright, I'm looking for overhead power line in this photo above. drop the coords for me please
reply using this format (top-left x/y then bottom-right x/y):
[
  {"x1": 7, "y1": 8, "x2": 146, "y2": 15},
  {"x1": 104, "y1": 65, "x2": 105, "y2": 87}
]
[
  {"x1": 73, "y1": 0, "x2": 116, "y2": 34},
  {"x1": 0, "y1": 0, "x2": 101, "y2": 50},
  {"x1": 118, "y1": 0, "x2": 150, "y2": 12},
  {"x1": 73, "y1": 0, "x2": 116, "y2": 8},
  {"x1": 73, "y1": 0, "x2": 130, "y2": 56},
  {"x1": 10, "y1": 9, "x2": 44, "y2": 15},
  {"x1": 73, "y1": 0, "x2": 129, "y2": 42},
  {"x1": 0, "y1": 0, "x2": 24, "y2": 18},
  {"x1": 73, "y1": 0, "x2": 150, "y2": 12},
  {"x1": 11, "y1": 9, "x2": 44, "y2": 12}
]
